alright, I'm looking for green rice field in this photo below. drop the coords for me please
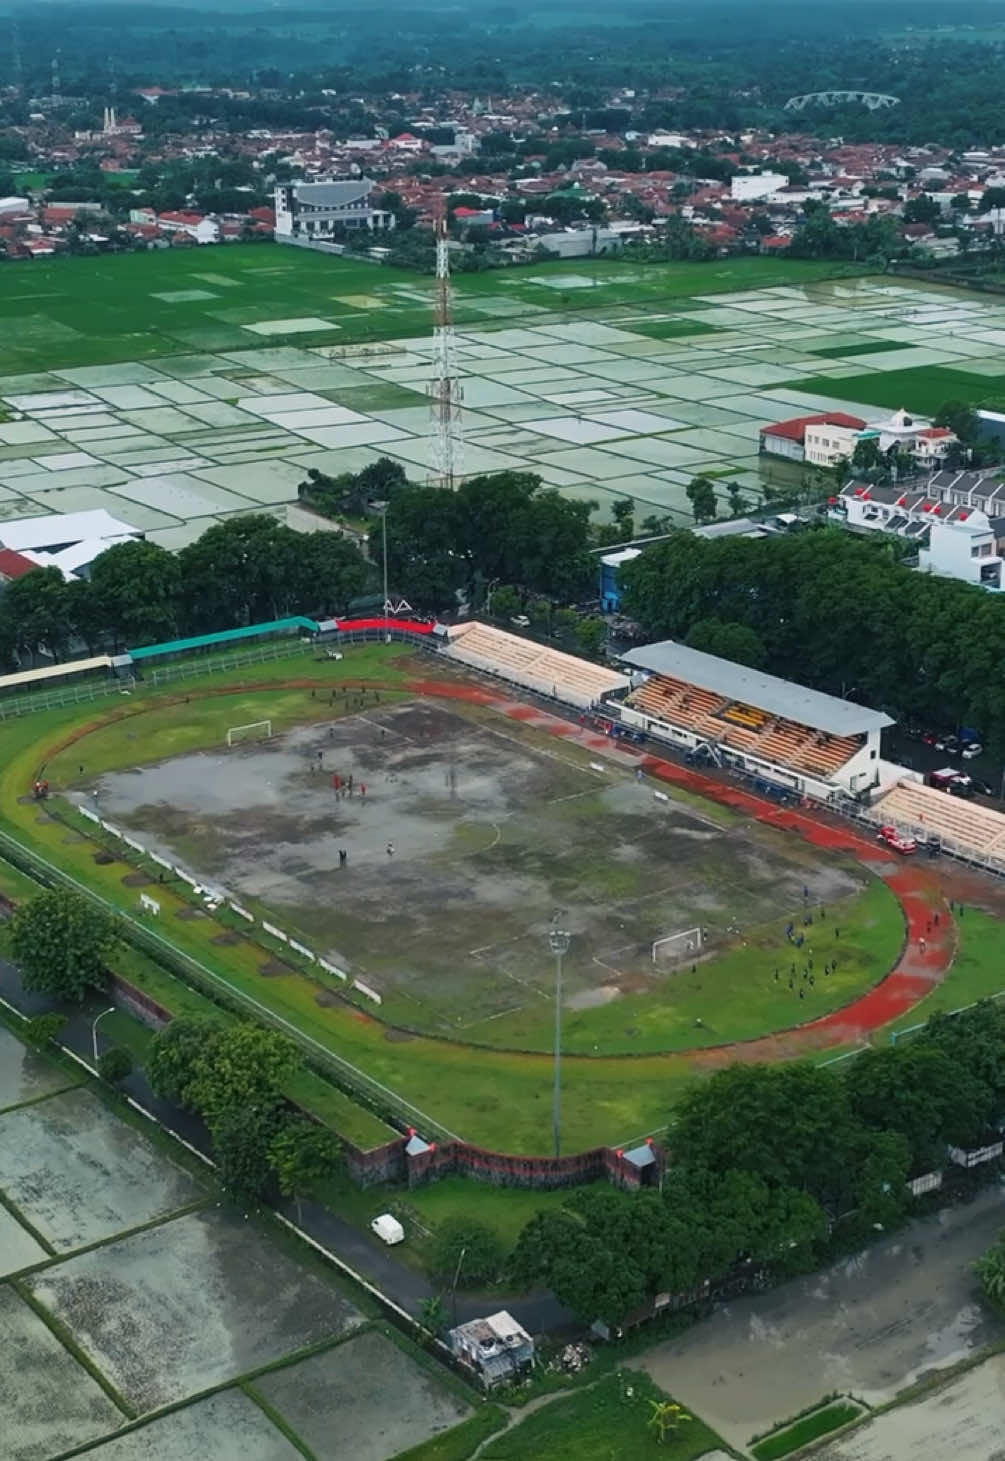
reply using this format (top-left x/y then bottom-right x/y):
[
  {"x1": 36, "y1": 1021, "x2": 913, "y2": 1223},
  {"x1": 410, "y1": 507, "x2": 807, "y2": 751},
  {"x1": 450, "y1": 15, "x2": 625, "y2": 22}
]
[{"x1": 0, "y1": 247, "x2": 859, "y2": 372}]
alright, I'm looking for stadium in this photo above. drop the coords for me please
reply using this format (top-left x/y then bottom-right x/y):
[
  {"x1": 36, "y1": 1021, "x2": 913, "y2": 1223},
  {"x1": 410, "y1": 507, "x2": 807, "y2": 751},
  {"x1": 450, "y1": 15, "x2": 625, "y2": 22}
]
[{"x1": 1, "y1": 607, "x2": 998, "y2": 1160}]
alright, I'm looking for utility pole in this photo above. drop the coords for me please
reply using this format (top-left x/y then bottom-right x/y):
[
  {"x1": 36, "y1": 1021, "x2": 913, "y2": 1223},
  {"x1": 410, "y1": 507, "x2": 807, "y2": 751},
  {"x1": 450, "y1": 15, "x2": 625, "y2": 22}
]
[
  {"x1": 428, "y1": 210, "x2": 463, "y2": 489},
  {"x1": 549, "y1": 924, "x2": 571, "y2": 1157},
  {"x1": 91, "y1": 1006, "x2": 115, "y2": 1063}
]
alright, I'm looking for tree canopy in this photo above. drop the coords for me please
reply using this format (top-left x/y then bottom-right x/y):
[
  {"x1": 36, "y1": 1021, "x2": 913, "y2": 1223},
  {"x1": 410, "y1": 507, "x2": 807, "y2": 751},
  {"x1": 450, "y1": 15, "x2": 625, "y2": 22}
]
[
  {"x1": 619, "y1": 526, "x2": 1005, "y2": 751},
  {"x1": 511, "y1": 1002, "x2": 1005, "y2": 1327},
  {"x1": 0, "y1": 514, "x2": 371, "y2": 666},
  {"x1": 10, "y1": 890, "x2": 117, "y2": 1002}
]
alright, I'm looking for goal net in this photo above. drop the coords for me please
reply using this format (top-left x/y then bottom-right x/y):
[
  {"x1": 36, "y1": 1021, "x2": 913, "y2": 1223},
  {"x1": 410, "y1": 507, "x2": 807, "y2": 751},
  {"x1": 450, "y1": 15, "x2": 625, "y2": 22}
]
[
  {"x1": 226, "y1": 720, "x2": 272, "y2": 748},
  {"x1": 652, "y1": 927, "x2": 703, "y2": 966}
]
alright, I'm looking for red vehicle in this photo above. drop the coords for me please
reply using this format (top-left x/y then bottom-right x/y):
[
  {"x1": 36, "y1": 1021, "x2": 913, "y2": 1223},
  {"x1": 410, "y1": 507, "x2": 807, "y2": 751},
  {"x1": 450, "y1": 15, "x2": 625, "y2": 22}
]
[{"x1": 877, "y1": 824, "x2": 917, "y2": 855}]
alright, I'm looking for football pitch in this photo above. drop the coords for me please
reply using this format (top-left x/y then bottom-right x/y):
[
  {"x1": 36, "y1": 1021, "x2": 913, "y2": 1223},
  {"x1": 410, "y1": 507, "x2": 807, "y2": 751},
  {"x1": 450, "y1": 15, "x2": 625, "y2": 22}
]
[
  {"x1": 0, "y1": 645, "x2": 910, "y2": 1149},
  {"x1": 66, "y1": 695, "x2": 895, "y2": 1051}
]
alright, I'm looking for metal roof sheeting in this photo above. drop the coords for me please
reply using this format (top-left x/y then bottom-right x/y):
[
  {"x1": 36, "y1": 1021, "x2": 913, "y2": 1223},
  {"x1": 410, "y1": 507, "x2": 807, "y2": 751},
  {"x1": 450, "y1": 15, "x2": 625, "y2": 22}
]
[{"x1": 621, "y1": 641, "x2": 893, "y2": 736}]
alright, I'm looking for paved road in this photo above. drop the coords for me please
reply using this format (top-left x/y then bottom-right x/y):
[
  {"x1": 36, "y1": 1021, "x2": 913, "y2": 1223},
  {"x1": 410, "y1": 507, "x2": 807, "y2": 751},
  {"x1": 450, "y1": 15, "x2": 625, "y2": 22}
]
[{"x1": 0, "y1": 957, "x2": 569, "y2": 1334}]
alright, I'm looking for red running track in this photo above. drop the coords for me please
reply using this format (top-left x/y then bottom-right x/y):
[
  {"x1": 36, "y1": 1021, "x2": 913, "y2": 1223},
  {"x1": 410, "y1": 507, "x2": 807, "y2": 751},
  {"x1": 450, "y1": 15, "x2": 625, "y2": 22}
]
[
  {"x1": 472, "y1": 685, "x2": 955, "y2": 1059},
  {"x1": 54, "y1": 670, "x2": 955, "y2": 1062}
]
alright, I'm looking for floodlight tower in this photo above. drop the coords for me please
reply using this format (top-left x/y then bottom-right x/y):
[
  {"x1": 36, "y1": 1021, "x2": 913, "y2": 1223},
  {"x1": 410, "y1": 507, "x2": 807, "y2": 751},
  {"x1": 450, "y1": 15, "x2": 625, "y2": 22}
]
[
  {"x1": 11, "y1": 22, "x2": 23, "y2": 93},
  {"x1": 427, "y1": 213, "x2": 463, "y2": 490}
]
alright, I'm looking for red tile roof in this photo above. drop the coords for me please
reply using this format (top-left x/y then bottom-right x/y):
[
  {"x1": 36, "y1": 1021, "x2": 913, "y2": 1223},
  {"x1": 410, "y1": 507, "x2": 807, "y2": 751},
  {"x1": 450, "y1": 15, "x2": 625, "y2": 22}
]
[
  {"x1": 761, "y1": 412, "x2": 867, "y2": 442},
  {"x1": 0, "y1": 549, "x2": 38, "y2": 580}
]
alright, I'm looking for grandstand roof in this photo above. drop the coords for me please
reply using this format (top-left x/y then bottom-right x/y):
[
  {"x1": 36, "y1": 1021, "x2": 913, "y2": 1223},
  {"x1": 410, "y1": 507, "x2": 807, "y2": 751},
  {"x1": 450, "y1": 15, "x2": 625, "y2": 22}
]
[{"x1": 621, "y1": 642, "x2": 893, "y2": 736}]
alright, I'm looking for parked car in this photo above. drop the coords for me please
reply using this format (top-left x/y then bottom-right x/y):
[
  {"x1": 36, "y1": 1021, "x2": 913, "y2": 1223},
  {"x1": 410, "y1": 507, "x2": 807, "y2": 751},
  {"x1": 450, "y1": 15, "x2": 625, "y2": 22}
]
[
  {"x1": 877, "y1": 824, "x2": 917, "y2": 854},
  {"x1": 962, "y1": 742, "x2": 983, "y2": 760},
  {"x1": 929, "y1": 768, "x2": 975, "y2": 798}
]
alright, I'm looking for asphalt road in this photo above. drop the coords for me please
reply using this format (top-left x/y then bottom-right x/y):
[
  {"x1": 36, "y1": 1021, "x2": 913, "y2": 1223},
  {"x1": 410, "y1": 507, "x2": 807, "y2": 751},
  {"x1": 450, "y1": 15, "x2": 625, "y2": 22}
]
[{"x1": 0, "y1": 957, "x2": 569, "y2": 1334}]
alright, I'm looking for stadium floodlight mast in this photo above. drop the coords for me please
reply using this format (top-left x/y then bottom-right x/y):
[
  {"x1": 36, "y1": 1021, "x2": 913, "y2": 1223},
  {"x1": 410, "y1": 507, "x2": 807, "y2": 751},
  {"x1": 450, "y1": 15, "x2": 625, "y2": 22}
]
[
  {"x1": 548, "y1": 921, "x2": 571, "y2": 1158},
  {"x1": 373, "y1": 500, "x2": 391, "y2": 643}
]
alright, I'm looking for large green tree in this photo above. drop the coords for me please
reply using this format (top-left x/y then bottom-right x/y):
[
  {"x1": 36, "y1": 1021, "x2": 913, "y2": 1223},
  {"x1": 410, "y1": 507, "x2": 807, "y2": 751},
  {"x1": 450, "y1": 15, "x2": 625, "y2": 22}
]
[
  {"x1": 685, "y1": 618, "x2": 766, "y2": 668},
  {"x1": 147, "y1": 1017, "x2": 297, "y2": 1133},
  {"x1": 89, "y1": 539, "x2": 181, "y2": 648},
  {"x1": 685, "y1": 475, "x2": 717, "y2": 524},
  {"x1": 844, "y1": 1044, "x2": 990, "y2": 1166},
  {"x1": 0, "y1": 568, "x2": 72, "y2": 663},
  {"x1": 269, "y1": 1118, "x2": 341, "y2": 1219},
  {"x1": 10, "y1": 890, "x2": 117, "y2": 1002},
  {"x1": 430, "y1": 1217, "x2": 505, "y2": 1286}
]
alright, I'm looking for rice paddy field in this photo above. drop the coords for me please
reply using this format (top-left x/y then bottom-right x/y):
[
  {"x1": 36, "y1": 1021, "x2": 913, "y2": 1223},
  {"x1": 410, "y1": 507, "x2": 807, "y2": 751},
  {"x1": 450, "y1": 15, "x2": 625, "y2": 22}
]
[
  {"x1": 0, "y1": 1021, "x2": 486, "y2": 1461},
  {"x1": 1, "y1": 244, "x2": 999, "y2": 551}
]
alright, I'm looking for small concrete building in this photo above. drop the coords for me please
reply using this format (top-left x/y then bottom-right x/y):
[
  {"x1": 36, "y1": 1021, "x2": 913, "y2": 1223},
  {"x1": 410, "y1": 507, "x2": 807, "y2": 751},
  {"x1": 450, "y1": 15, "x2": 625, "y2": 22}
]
[{"x1": 447, "y1": 1311, "x2": 535, "y2": 1389}]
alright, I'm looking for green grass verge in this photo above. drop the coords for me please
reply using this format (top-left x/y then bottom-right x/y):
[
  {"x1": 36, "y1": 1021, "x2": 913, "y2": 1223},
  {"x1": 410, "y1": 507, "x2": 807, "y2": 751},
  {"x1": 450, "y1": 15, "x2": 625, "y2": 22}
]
[
  {"x1": 314, "y1": 1169, "x2": 607, "y2": 1278},
  {"x1": 810, "y1": 340, "x2": 911, "y2": 360},
  {"x1": 751, "y1": 1400, "x2": 863, "y2": 1459},
  {"x1": 886, "y1": 908, "x2": 1005, "y2": 1038},
  {"x1": 788, "y1": 365, "x2": 1005, "y2": 416},
  {"x1": 392, "y1": 1404, "x2": 507, "y2": 1461},
  {"x1": 481, "y1": 1370, "x2": 727, "y2": 1461},
  {"x1": 0, "y1": 246, "x2": 864, "y2": 373}
]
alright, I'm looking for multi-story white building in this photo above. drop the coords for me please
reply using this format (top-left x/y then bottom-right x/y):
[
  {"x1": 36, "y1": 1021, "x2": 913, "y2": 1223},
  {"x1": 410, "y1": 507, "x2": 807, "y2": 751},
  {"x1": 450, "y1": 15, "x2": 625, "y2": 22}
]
[
  {"x1": 730, "y1": 171, "x2": 789, "y2": 202},
  {"x1": 760, "y1": 411, "x2": 867, "y2": 464},
  {"x1": 274, "y1": 179, "x2": 395, "y2": 246},
  {"x1": 919, "y1": 516, "x2": 1005, "y2": 590},
  {"x1": 832, "y1": 469, "x2": 1005, "y2": 591},
  {"x1": 761, "y1": 408, "x2": 956, "y2": 467}
]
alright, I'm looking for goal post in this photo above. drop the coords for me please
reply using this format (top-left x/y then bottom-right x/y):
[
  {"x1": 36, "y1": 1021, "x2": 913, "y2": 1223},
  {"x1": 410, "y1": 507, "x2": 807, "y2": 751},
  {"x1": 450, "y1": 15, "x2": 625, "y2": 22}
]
[
  {"x1": 652, "y1": 927, "x2": 703, "y2": 966},
  {"x1": 226, "y1": 720, "x2": 272, "y2": 748}
]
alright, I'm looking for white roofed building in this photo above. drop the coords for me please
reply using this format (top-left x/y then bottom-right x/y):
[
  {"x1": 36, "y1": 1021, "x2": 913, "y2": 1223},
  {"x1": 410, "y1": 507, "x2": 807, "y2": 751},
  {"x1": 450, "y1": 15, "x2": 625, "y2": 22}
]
[
  {"x1": 274, "y1": 178, "x2": 395, "y2": 248},
  {"x1": 0, "y1": 509, "x2": 140, "y2": 581},
  {"x1": 617, "y1": 641, "x2": 892, "y2": 801},
  {"x1": 447, "y1": 1311, "x2": 535, "y2": 1389}
]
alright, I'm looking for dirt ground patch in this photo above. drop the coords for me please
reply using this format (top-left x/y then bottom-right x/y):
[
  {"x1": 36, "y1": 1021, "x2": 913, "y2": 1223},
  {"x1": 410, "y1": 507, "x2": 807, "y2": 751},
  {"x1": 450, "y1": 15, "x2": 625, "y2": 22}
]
[
  {"x1": 812, "y1": 1355, "x2": 1005, "y2": 1461},
  {"x1": 82, "y1": 699, "x2": 865, "y2": 1039},
  {"x1": 641, "y1": 1185, "x2": 1005, "y2": 1452},
  {"x1": 255, "y1": 1329, "x2": 471, "y2": 1461}
]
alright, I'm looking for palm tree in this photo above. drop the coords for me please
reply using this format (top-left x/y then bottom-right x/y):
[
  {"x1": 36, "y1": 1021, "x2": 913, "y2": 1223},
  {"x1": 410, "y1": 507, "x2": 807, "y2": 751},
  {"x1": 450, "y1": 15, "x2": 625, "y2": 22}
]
[
  {"x1": 647, "y1": 1399, "x2": 691, "y2": 1444},
  {"x1": 975, "y1": 1242, "x2": 1005, "y2": 1304},
  {"x1": 419, "y1": 1294, "x2": 447, "y2": 1338}
]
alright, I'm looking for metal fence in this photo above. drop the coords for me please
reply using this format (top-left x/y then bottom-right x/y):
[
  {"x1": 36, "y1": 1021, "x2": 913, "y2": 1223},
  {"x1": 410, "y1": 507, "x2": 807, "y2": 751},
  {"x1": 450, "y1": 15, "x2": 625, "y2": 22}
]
[
  {"x1": 0, "y1": 677, "x2": 134, "y2": 721},
  {"x1": 0, "y1": 826, "x2": 457, "y2": 1142},
  {"x1": 148, "y1": 637, "x2": 315, "y2": 685}
]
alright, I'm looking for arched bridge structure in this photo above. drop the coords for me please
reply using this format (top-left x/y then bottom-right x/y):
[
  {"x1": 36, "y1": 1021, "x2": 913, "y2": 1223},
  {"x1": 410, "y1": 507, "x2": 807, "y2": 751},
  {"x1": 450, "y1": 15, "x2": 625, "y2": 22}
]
[{"x1": 784, "y1": 91, "x2": 901, "y2": 113}]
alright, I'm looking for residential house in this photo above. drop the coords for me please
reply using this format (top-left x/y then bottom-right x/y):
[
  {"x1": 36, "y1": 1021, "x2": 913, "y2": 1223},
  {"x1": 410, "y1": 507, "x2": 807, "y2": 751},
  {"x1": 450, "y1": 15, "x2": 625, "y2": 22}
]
[
  {"x1": 760, "y1": 412, "x2": 867, "y2": 464},
  {"x1": 156, "y1": 211, "x2": 221, "y2": 244},
  {"x1": 447, "y1": 1311, "x2": 535, "y2": 1389}
]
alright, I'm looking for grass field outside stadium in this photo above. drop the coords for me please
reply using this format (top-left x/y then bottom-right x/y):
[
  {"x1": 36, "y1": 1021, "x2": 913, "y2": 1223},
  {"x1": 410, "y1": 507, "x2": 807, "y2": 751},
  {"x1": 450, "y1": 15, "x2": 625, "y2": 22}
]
[
  {"x1": 0, "y1": 641, "x2": 916, "y2": 1154},
  {"x1": 2, "y1": 246, "x2": 1004, "y2": 548}
]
